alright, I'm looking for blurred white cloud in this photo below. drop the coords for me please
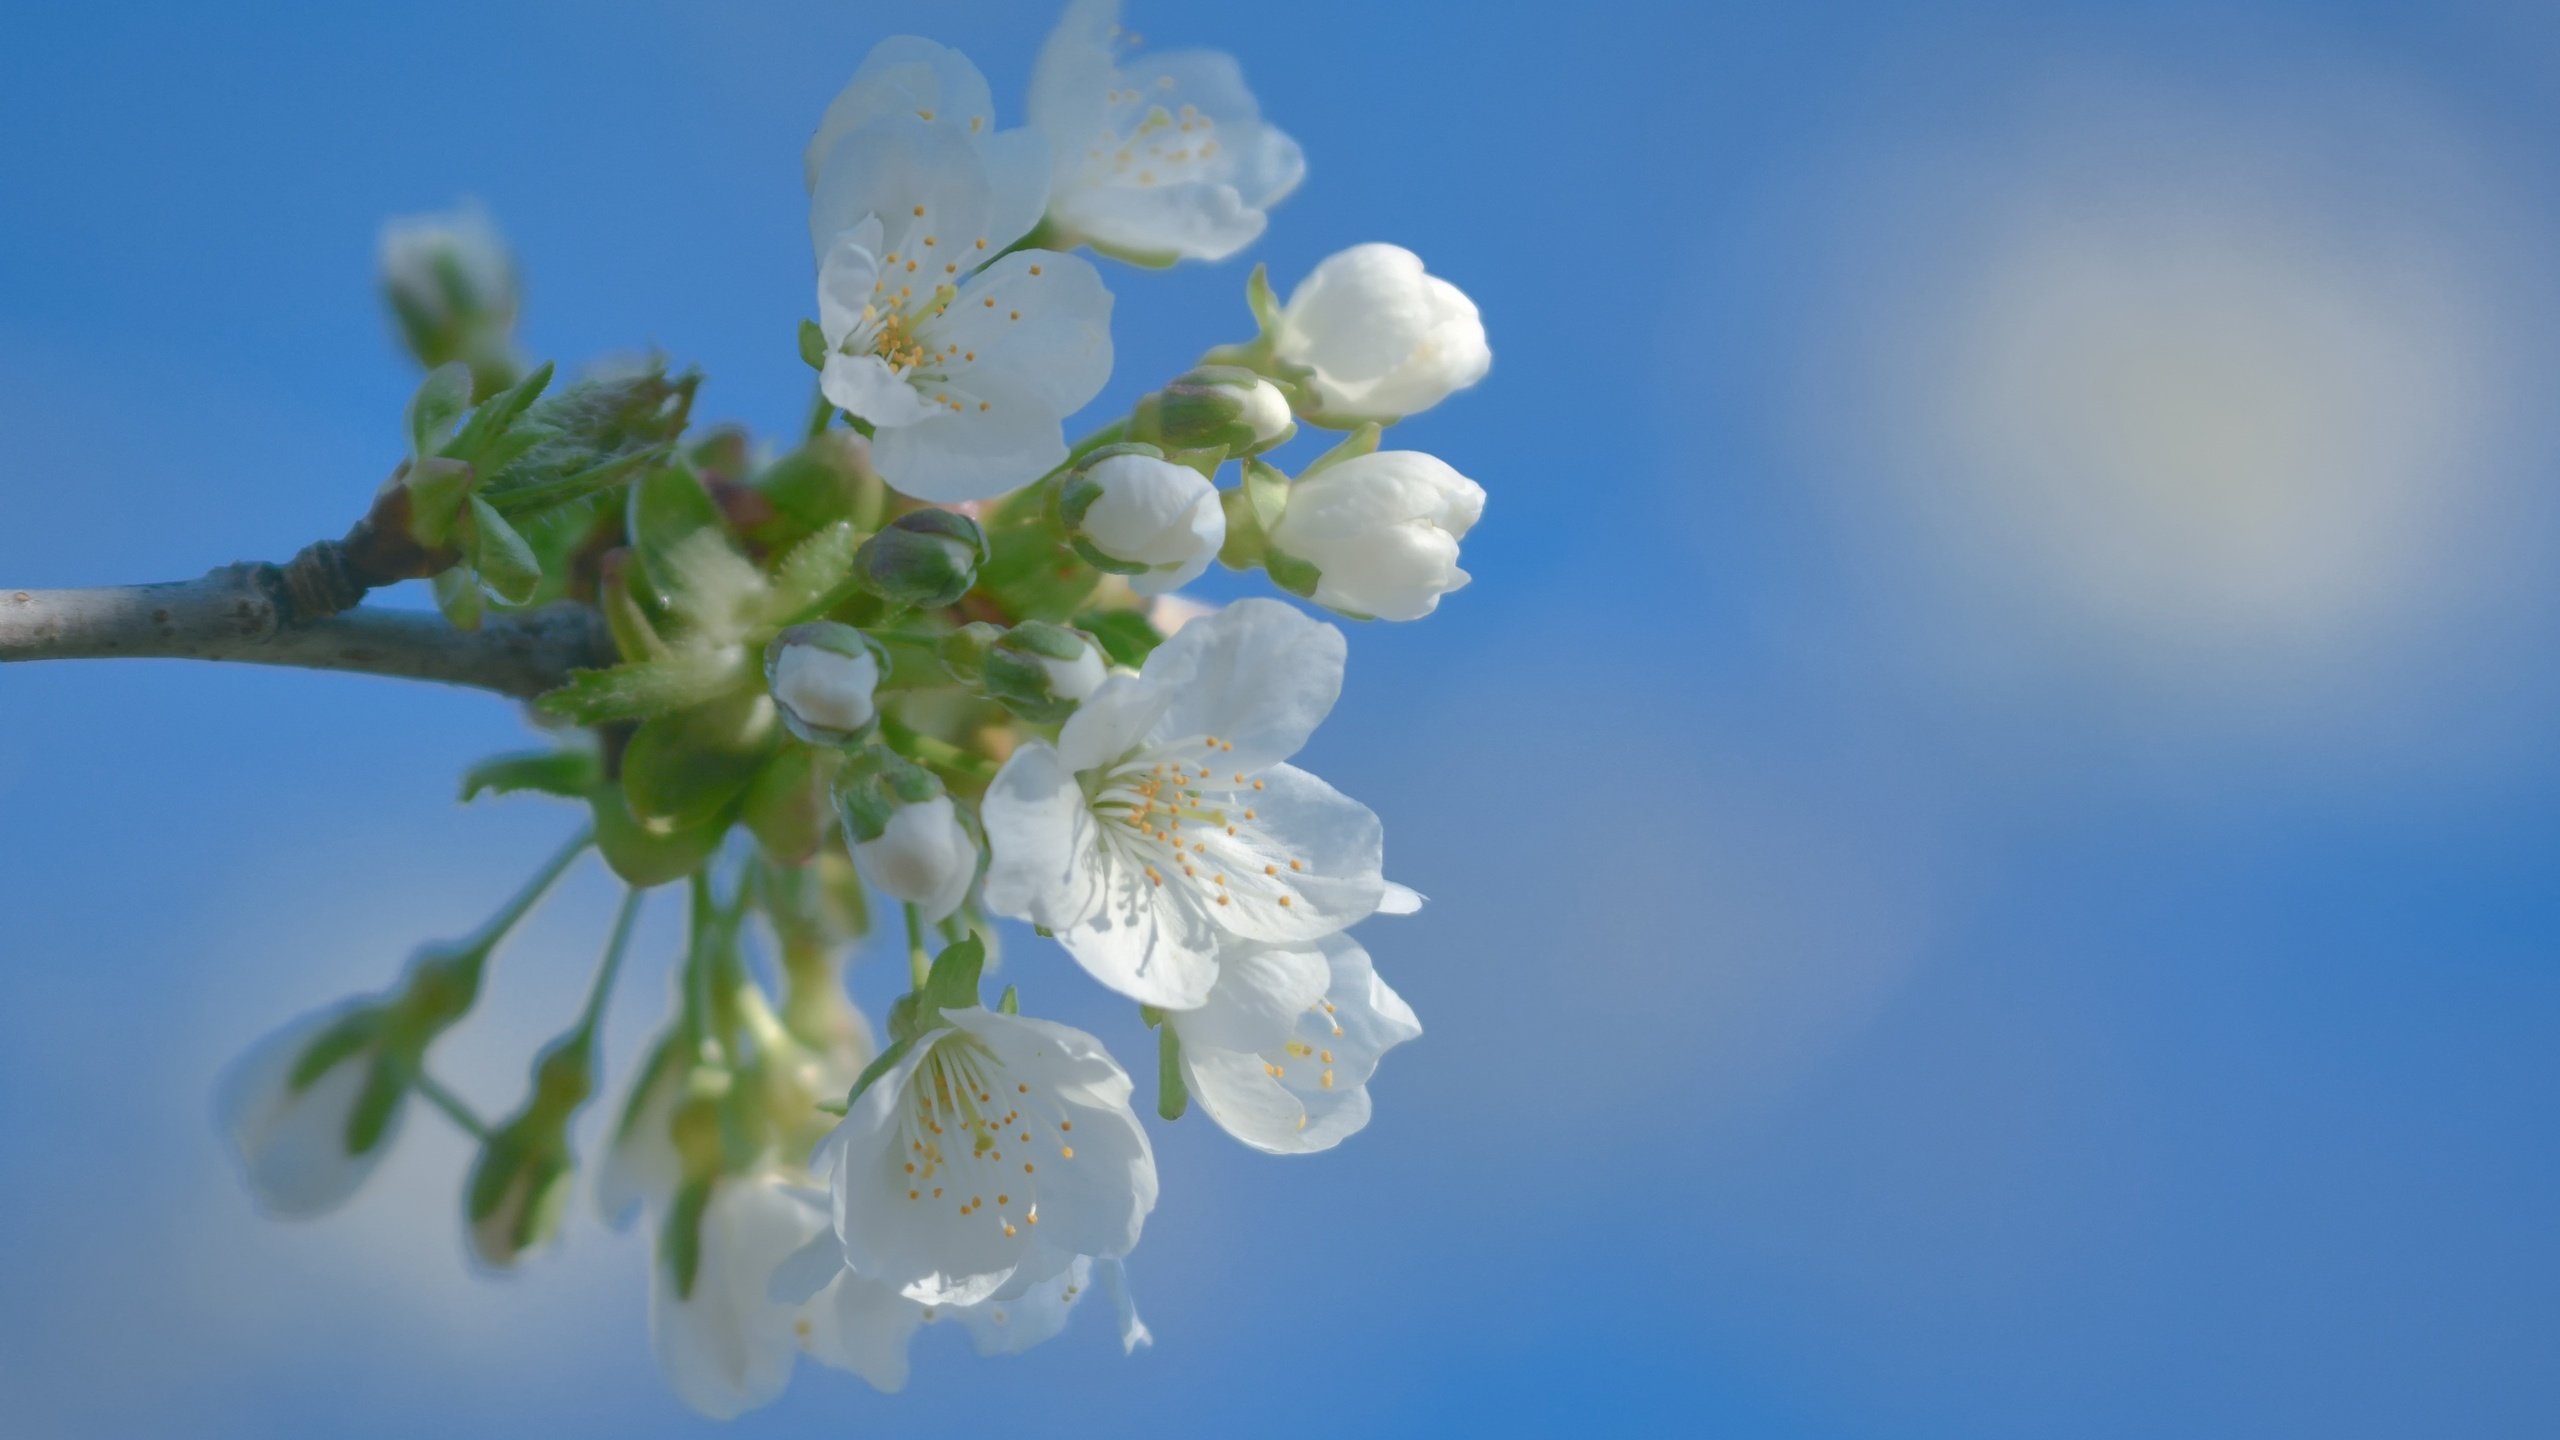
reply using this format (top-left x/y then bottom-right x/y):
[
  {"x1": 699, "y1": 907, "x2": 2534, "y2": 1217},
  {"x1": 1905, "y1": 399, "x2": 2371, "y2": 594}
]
[{"x1": 1789, "y1": 64, "x2": 2557, "y2": 715}]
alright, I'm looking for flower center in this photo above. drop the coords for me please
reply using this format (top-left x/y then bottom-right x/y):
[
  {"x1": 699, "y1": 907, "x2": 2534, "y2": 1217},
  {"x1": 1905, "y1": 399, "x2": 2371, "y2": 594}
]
[
  {"x1": 893, "y1": 1038, "x2": 1073, "y2": 1240},
  {"x1": 1087, "y1": 736, "x2": 1309, "y2": 922},
  {"x1": 1073, "y1": 91, "x2": 1223, "y2": 192}
]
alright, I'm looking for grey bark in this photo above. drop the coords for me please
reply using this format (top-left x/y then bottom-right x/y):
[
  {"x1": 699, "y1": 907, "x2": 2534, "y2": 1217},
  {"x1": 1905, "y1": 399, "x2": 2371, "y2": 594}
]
[{"x1": 0, "y1": 564, "x2": 609, "y2": 700}]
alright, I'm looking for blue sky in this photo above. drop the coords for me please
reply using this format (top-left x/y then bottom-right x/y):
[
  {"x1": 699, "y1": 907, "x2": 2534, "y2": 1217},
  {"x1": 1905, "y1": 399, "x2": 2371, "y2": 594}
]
[{"x1": 3, "y1": 1, "x2": 2558, "y2": 1436}]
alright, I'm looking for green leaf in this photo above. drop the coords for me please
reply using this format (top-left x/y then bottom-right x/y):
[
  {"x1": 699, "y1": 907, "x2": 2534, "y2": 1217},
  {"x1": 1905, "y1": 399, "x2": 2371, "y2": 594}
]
[
  {"x1": 740, "y1": 744, "x2": 832, "y2": 864},
  {"x1": 797, "y1": 318, "x2": 828, "y2": 371},
  {"x1": 763, "y1": 520, "x2": 864, "y2": 627},
  {"x1": 433, "y1": 563, "x2": 486, "y2": 631},
  {"x1": 459, "y1": 748, "x2": 603, "y2": 803},
  {"x1": 590, "y1": 785, "x2": 725, "y2": 889},
  {"x1": 468, "y1": 497, "x2": 544, "y2": 605},
  {"x1": 484, "y1": 443, "x2": 669, "y2": 520},
  {"x1": 622, "y1": 690, "x2": 779, "y2": 834},
  {"x1": 924, "y1": 935, "x2": 986, "y2": 1013},
  {"x1": 1074, "y1": 607, "x2": 1166, "y2": 669},
  {"x1": 1156, "y1": 1024, "x2": 1189, "y2": 1121},
  {"x1": 407, "y1": 363, "x2": 475, "y2": 463},
  {"x1": 538, "y1": 649, "x2": 745, "y2": 725},
  {"x1": 627, "y1": 465, "x2": 732, "y2": 604},
  {"x1": 404, "y1": 457, "x2": 478, "y2": 546},
  {"x1": 1244, "y1": 262, "x2": 1282, "y2": 333},
  {"x1": 443, "y1": 360, "x2": 555, "y2": 463}
]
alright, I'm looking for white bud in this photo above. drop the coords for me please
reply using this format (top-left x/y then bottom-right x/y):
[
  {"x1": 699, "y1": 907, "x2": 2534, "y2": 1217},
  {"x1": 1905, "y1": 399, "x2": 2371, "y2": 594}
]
[
  {"x1": 852, "y1": 794, "x2": 978, "y2": 922},
  {"x1": 378, "y1": 203, "x2": 519, "y2": 380},
  {"x1": 216, "y1": 1007, "x2": 397, "y2": 1219},
  {"x1": 1075, "y1": 453, "x2": 1226, "y2": 596},
  {"x1": 1268, "y1": 451, "x2": 1485, "y2": 621},
  {"x1": 768, "y1": 627, "x2": 882, "y2": 742},
  {"x1": 1272, "y1": 244, "x2": 1490, "y2": 423},
  {"x1": 1038, "y1": 642, "x2": 1108, "y2": 702}
]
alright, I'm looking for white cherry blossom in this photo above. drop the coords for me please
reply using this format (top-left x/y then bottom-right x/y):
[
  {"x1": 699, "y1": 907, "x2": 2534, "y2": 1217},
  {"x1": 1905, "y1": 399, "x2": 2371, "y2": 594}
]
[
  {"x1": 1273, "y1": 243, "x2": 1490, "y2": 422},
  {"x1": 216, "y1": 1005, "x2": 399, "y2": 1219},
  {"x1": 806, "y1": 1006, "x2": 1156, "y2": 1306},
  {"x1": 981, "y1": 598, "x2": 1386, "y2": 1009},
  {"x1": 1269, "y1": 450, "x2": 1484, "y2": 622},
  {"x1": 812, "y1": 117, "x2": 1114, "y2": 501},
  {"x1": 1169, "y1": 933, "x2": 1420, "y2": 1153},
  {"x1": 651, "y1": 1173, "x2": 830, "y2": 1420},
  {"x1": 1029, "y1": 0, "x2": 1305, "y2": 263}
]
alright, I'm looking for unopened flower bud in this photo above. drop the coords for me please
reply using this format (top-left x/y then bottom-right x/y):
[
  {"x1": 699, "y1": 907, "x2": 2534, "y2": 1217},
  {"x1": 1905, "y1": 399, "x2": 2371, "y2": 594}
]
[
  {"x1": 467, "y1": 1035, "x2": 594, "y2": 1267},
  {"x1": 466, "y1": 1131, "x2": 576, "y2": 1268},
  {"x1": 216, "y1": 1003, "x2": 404, "y2": 1218},
  {"x1": 1059, "y1": 446, "x2": 1226, "y2": 597},
  {"x1": 379, "y1": 202, "x2": 521, "y2": 399},
  {"x1": 1272, "y1": 244, "x2": 1490, "y2": 424},
  {"x1": 1267, "y1": 451, "x2": 1485, "y2": 621},
  {"x1": 839, "y1": 772, "x2": 977, "y2": 923},
  {"x1": 1136, "y1": 366, "x2": 1295, "y2": 456},
  {"x1": 982, "y1": 622, "x2": 1108, "y2": 722},
  {"x1": 765, "y1": 623, "x2": 885, "y2": 744},
  {"x1": 855, "y1": 507, "x2": 987, "y2": 608}
]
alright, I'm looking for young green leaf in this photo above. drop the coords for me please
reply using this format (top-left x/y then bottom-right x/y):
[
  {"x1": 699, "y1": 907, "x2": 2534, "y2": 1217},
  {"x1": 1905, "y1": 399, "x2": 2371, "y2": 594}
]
[
  {"x1": 924, "y1": 934, "x2": 986, "y2": 1013},
  {"x1": 459, "y1": 748, "x2": 604, "y2": 802},
  {"x1": 537, "y1": 650, "x2": 745, "y2": 725}
]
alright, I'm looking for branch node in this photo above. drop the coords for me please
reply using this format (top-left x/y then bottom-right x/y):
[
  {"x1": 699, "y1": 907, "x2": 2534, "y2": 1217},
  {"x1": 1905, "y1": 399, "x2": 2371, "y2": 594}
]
[{"x1": 277, "y1": 541, "x2": 366, "y2": 623}]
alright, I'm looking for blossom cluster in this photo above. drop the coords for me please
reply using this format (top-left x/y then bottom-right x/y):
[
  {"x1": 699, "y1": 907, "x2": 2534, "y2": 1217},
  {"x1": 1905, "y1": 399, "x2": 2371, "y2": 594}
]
[{"x1": 220, "y1": 0, "x2": 1488, "y2": 1418}]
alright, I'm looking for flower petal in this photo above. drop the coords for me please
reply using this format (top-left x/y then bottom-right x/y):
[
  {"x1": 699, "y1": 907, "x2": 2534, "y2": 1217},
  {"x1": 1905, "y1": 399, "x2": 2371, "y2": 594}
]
[
  {"x1": 809, "y1": 114, "x2": 995, "y2": 269},
  {"x1": 799, "y1": 1267, "x2": 923, "y2": 1393},
  {"x1": 982, "y1": 741, "x2": 1106, "y2": 931},
  {"x1": 1057, "y1": 674, "x2": 1178, "y2": 774},
  {"x1": 931, "y1": 250, "x2": 1115, "y2": 419},
  {"x1": 216, "y1": 1004, "x2": 399, "y2": 1219},
  {"x1": 822, "y1": 352, "x2": 939, "y2": 429},
  {"x1": 804, "y1": 37, "x2": 997, "y2": 193},
  {"x1": 1134, "y1": 597, "x2": 1344, "y2": 774}
]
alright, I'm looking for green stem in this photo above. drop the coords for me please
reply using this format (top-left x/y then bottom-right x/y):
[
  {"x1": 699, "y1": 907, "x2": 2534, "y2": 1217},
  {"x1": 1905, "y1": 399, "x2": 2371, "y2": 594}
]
[
  {"x1": 572, "y1": 888, "x2": 645, "y2": 1038},
  {"x1": 880, "y1": 715, "x2": 998, "y2": 782},
  {"x1": 414, "y1": 1071, "x2": 493, "y2": 1140},
  {"x1": 804, "y1": 383, "x2": 836, "y2": 440},
  {"x1": 458, "y1": 827, "x2": 592, "y2": 960},
  {"x1": 682, "y1": 871, "x2": 719, "y2": 1057},
  {"x1": 904, "y1": 902, "x2": 929, "y2": 990}
]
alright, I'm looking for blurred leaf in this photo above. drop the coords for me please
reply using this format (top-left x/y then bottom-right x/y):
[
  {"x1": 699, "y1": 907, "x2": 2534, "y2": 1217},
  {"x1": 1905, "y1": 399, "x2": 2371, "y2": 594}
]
[
  {"x1": 924, "y1": 934, "x2": 985, "y2": 1014},
  {"x1": 622, "y1": 690, "x2": 778, "y2": 833},
  {"x1": 459, "y1": 749, "x2": 603, "y2": 803},
  {"x1": 538, "y1": 649, "x2": 744, "y2": 724},
  {"x1": 468, "y1": 497, "x2": 543, "y2": 605},
  {"x1": 407, "y1": 363, "x2": 475, "y2": 463},
  {"x1": 764, "y1": 521, "x2": 864, "y2": 627},
  {"x1": 1074, "y1": 608, "x2": 1165, "y2": 669}
]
